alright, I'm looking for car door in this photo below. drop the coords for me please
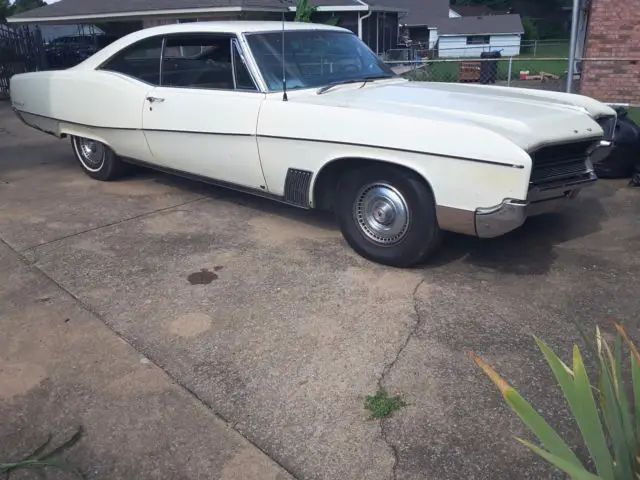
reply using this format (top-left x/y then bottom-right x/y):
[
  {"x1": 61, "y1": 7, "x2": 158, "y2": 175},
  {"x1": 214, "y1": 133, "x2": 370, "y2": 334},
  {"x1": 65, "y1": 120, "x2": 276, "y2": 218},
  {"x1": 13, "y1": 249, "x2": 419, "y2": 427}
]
[
  {"x1": 90, "y1": 35, "x2": 164, "y2": 163},
  {"x1": 142, "y1": 33, "x2": 267, "y2": 190}
]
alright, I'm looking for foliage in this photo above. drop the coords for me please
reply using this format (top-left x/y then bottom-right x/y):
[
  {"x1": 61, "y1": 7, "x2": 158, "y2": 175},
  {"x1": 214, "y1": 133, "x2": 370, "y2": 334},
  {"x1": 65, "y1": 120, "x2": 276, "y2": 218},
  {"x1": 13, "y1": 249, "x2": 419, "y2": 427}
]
[
  {"x1": 471, "y1": 322, "x2": 640, "y2": 480},
  {"x1": 364, "y1": 389, "x2": 407, "y2": 420},
  {"x1": 294, "y1": 0, "x2": 340, "y2": 26},
  {"x1": 8, "y1": 0, "x2": 45, "y2": 15},
  {"x1": 521, "y1": 16, "x2": 539, "y2": 42},
  {"x1": 0, "y1": 0, "x2": 10, "y2": 23},
  {"x1": 294, "y1": 0, "x2": 316, "y2": 23},
  {"x1": 0, "y1": 426, "x2": 85, "y2": 478},
  {"x1": 1, "y1": 0, "x2": 45, "y2": 22}
]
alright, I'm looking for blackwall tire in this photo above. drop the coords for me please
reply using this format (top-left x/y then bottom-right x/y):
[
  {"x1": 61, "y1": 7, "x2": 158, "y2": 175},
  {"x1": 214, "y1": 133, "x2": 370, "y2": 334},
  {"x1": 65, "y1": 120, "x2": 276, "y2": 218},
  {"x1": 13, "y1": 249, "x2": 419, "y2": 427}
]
[{"x1": 335, "y1": 165, "x2": 442, "y2": 267}]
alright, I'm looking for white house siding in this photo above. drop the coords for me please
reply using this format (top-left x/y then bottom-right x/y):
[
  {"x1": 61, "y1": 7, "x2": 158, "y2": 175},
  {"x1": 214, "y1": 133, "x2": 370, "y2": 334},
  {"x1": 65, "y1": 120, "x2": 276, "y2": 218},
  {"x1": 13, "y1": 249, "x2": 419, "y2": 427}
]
[
  {"x1": 428, "y1": 28, "x2": 439, "y2": 49},
  {"x1": 438, "y1": 33, "x2": 521, "y2": 57}
]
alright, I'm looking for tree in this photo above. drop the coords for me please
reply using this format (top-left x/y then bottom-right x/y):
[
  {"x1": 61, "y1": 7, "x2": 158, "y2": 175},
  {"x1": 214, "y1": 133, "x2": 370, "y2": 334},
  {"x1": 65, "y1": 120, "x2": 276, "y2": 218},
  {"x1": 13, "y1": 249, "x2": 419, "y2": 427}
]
[
  {"x1": 9, "y1": 0, "x2": 46, "y2": 15},
  {"x1": 294, "y1": 0, "x2": 339, "y2": 25},
  {"x1": 294, "y1": 0, "x2": 316, "y2": 22},
  {"x1": 1, "y1": 0, "x2": 11, "y2": 23},
  {"x1": 521, "y1": 16, "x2": 538, "y2": 41}
]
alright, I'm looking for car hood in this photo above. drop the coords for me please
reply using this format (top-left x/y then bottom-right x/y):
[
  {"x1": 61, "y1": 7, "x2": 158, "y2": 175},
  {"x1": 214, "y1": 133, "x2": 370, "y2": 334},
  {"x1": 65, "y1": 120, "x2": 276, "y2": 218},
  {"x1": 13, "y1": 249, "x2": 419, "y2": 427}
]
[{"x1": 294, "y1": 79, "x2": 613, "y2": 151}]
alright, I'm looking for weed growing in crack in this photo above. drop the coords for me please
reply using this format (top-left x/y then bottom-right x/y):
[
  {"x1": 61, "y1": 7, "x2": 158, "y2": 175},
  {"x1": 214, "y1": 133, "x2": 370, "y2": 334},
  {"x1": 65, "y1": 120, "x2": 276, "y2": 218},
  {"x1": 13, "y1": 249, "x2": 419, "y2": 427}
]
[
  {"x1": 0, "y1": 426, "x2": 85, "y2": 478},
  {"x1": 364, "y1": 389, "x2": 407, "y2": 420}
]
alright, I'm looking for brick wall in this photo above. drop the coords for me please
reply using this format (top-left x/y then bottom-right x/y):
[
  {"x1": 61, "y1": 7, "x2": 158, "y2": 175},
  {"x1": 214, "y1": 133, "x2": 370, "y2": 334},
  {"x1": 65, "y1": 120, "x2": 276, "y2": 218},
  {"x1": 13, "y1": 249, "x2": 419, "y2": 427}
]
[{"x1": 580, "y1": 0, "x2": 640, "y2": 104}]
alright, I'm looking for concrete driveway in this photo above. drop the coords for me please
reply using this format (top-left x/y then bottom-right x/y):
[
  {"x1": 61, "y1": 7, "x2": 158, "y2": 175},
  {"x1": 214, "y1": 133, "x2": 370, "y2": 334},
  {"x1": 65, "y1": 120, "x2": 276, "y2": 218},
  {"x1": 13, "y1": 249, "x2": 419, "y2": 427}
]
[{"x1": 1, "y1": 101, "x2": 639, "y2": 480}]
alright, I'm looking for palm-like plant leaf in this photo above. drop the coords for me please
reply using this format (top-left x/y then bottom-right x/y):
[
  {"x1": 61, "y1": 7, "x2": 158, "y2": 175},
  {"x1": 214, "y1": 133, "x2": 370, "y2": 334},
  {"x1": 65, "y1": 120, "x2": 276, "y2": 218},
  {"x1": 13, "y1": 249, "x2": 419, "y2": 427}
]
[{"x1": 473, "y1": 322, "x2": 639, "y2": 480}]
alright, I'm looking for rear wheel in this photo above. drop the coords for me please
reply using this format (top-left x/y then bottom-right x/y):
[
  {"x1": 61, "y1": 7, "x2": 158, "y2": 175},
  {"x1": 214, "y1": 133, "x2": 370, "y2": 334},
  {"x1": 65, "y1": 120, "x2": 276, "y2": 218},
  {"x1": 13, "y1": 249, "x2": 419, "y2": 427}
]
[
  {"x1": 335, "y1": 165, "x2": 441, "y2": 267},
  {"x1": 71, "y1": 136, "x2": 128, "y2": 181}
]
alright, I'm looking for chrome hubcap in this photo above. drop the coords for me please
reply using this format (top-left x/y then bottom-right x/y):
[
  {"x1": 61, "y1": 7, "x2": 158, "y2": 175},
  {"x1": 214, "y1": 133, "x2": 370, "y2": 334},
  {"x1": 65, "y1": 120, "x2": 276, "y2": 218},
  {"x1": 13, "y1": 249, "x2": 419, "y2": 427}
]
[
  {"x1": 76, "y1": 137, "x2": 105, "y2": 170},
  {"x1": 354, "y1": 183, "x2": 410, "y2": 245}
]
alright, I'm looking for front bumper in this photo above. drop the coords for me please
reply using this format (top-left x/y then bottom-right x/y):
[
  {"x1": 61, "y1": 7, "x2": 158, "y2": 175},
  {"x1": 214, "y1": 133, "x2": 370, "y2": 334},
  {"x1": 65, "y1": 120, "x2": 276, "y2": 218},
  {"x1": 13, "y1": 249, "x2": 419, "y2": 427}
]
[
  {"x1": 590, "y1": 140, "x2": 613, "y2": 164},
  {"x1": 474, "y1": 171, "x2": 597, "y2": 238}
]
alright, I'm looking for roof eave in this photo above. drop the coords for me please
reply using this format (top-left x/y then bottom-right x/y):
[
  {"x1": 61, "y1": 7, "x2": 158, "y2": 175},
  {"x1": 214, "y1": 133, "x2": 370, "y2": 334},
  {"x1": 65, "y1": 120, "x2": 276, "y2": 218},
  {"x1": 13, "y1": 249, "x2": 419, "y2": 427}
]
[
  {"x1": 6, "y1": 5, "x2": 288, "y2": 24},
  {"x1": 439, "y1": 31, "x2": 524, "y2": 36}
]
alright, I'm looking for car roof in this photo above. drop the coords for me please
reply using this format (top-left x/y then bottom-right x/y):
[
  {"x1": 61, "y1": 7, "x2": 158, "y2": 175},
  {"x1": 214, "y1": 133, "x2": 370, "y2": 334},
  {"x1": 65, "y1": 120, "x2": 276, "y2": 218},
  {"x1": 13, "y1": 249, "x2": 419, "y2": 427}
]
[
  {"x1": 75, "y1": 21, "x2": 352, "y2": 69},
  {"x1": 146, "y1": 21, "x2": 347, "y2": 35}
]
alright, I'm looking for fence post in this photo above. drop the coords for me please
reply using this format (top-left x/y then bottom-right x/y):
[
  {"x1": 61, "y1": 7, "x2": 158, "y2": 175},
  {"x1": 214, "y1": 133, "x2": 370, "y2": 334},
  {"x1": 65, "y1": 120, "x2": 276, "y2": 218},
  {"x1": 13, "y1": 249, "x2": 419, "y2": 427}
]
[
  {"x1": 533, "y1": 40, "x2": 537, "y2": 57},
  {"x1": 507, "y1": 57, "x2": 513, "y2": 87}
]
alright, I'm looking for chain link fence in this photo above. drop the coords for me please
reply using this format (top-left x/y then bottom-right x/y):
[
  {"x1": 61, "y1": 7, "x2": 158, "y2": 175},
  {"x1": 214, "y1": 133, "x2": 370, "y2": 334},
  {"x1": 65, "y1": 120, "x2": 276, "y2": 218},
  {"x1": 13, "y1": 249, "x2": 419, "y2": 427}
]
[{"x1": 383, "y1": 52, "x2": 638, "y2": 107}]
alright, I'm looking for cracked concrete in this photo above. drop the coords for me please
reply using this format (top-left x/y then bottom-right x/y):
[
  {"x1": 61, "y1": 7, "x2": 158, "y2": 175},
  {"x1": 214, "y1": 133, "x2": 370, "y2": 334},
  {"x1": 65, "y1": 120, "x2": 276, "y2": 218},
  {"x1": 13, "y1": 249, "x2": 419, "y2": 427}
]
[
  {"x1": 2, "y1": 102, "x2": 640, "y2": 480},
  {"x1": 376, "y1": 278, "x2": 427, "y2": 480}
]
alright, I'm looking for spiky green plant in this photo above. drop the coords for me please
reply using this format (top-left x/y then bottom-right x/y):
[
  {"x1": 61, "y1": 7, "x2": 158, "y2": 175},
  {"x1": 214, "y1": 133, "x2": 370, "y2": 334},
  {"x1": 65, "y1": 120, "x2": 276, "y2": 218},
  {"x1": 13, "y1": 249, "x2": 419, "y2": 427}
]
[
  {"x1": 471, "y1": 322, "x2": 639, "y2": 480},
  {"x1": 294, "y1": 0, "x2": 340, "y2": 25},
  {"x1": 0, "y1": 426, "x2": 84, "y2": 478}
]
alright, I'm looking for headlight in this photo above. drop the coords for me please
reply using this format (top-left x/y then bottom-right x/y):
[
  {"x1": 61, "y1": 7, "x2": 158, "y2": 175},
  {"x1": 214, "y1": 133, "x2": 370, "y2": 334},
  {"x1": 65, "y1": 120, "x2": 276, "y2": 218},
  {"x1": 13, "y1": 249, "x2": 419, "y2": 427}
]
[{"x1": 596, "y1": 115, "x2": 617, "y2": 141}]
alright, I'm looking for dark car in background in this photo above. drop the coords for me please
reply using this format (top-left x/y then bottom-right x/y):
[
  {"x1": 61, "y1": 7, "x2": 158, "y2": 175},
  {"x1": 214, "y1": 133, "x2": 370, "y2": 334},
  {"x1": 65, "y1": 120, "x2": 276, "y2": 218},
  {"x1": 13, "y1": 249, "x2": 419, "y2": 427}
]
[{"x1": 44, "y1": 34, "x2": 120, "y2": 69}]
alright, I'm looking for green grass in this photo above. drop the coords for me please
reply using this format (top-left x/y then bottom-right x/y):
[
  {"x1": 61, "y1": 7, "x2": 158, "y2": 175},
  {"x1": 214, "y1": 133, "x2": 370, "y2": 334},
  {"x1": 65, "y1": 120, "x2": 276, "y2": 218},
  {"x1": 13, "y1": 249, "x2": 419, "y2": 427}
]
[
  {"x1": 402, "y1": 41, "x2": 571, "y2": 83},
  {"x1": 520, "y1": 41, "x2": 570, "y2": 58},
  {"x1": 404, "y1": 57, "x2": 568, "y2": 83},
  {"x1": 627, "y1": 107, "x2": 640, "y2": 125},
  {"x1": 364, "y1": 390, "x2": 407, "y2": 420}
]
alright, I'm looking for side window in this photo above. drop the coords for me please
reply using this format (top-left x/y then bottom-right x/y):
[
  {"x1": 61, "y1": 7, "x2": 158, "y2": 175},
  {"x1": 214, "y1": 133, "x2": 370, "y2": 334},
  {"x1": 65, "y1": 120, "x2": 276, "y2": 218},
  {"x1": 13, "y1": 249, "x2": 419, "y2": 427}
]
[
  {"x1": 100, "y1": 36, "x2": 163, "y2": 85},
  {"x1": 160, "y1": 34, "x2": 257, "y2": 91},
  {"x1": 232, "y1": 39, "x2": 258, "y2": 91}
]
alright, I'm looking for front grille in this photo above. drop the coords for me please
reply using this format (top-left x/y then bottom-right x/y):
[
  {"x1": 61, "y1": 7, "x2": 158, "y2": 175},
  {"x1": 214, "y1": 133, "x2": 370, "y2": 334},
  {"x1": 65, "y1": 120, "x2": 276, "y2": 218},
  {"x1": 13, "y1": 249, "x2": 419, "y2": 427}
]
[
  {"x1": 529, "y1": 140, "x2": 597, "y2": 187},
  {"x1": 531, "y1": 159, "x2": 590, "y2": 183}
]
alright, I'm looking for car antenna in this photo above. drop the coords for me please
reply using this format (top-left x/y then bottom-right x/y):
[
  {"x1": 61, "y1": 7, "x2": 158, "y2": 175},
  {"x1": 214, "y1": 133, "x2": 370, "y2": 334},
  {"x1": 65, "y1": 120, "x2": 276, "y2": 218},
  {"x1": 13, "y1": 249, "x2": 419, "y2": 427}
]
[{"x1": 281, "y1": 10, "x2": 288, "y2": 102}]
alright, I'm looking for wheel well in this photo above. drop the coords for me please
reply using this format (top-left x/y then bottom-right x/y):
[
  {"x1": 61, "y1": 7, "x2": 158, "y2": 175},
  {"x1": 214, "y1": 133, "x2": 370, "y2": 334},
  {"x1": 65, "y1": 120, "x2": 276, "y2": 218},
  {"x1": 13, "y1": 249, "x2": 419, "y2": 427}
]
[{"x1": 313, "y1": 158, "x2": 433, "y2": 212}]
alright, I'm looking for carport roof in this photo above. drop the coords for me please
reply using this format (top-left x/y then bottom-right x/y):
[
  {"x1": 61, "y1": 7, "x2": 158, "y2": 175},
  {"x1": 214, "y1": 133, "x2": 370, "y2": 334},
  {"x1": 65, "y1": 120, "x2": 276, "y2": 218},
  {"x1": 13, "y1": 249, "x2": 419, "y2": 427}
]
[{"x1": 7, "y1": 0, "x2": 407, "y2": 24}]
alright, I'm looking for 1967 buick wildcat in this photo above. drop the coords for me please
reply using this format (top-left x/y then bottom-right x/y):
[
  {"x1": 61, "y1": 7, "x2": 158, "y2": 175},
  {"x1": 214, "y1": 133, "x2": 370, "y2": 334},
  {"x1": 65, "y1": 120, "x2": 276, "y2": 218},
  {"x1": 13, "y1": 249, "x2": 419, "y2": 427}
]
[{"x1": 10, "y1": 21, "x2": 616, "y2": 266}]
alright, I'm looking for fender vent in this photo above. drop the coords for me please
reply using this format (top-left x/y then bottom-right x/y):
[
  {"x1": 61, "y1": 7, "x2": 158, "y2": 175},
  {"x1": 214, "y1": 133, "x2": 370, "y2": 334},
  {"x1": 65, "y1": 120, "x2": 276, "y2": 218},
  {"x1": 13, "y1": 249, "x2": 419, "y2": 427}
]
[{"x1": 284, "y1": 168, "x2": 312, "y2": 207}]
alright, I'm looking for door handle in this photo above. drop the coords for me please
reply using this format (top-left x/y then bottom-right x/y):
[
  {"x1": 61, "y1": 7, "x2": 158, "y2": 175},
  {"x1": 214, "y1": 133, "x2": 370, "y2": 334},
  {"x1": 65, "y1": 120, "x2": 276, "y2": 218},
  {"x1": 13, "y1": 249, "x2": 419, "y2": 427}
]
[{"x1": 146, "y1": 96, "x2": 165, "y2": 103}]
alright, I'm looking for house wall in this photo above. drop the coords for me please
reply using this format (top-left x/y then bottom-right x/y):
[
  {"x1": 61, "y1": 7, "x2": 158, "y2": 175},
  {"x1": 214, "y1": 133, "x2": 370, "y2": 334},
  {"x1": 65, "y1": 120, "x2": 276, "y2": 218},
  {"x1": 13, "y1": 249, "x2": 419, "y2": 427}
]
[
  {"x1": 580, "y1": 0, "x2": 640, "y2": 104},
  {"x1": 449, "y1": 9, "x2": 461, "y2": 18},
  {"x1": 438, "y1": 33, "x2": 521, "y2": 57}
]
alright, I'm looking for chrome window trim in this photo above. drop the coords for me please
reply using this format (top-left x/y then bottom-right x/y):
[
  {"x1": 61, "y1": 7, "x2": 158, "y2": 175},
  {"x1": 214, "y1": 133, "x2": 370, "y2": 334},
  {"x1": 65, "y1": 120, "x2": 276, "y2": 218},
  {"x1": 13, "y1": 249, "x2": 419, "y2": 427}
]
[
  {"x1": 230, "y1": 37, "x2": 237, "y2": 90},
  {"x1": 96, "y1": 34, "x2": 164, "y2": 87},
  {"x1": 241, "y1": 29, "x2": 390, "y2": 93},
  {"x1": 237, "y1": 33, "x2": 269, "y2": 93},
  {"x1": 231, "y1": 36, "x2": 261, "y2": 93},
  {"x1": 158, "y1": 31, "x2": 262, "y2": 93}
]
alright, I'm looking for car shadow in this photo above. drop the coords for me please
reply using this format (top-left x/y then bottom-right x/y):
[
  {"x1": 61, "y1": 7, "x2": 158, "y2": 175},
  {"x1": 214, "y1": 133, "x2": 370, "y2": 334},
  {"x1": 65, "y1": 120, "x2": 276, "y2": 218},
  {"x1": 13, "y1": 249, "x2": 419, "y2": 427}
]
[
  {"x1": 0, "y1": 136, "x2": 608, "y2": 277},
  {"x1": 423, "y1": 195, "x2": 608, "y2": 274},
  {"x1": 151, "y1": 172, "x2": 609, "y2": 276}
]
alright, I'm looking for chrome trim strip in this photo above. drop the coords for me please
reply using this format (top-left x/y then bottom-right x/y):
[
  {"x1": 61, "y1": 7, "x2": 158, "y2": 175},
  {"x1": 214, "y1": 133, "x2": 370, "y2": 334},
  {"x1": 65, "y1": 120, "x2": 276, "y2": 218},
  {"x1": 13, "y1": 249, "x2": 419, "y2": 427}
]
[
  {"x1": 260, "y1": 134, "x2": 525, "y2": 168},
  {"x1": 238, "y1": 33, "x2": 269, "y2": 93},
  {"x1": 527, "y1": 136, "x2": 601, "y2": 156},
  {"x1": 232, "y1": 36, "x2": 262, "y2": 92}
]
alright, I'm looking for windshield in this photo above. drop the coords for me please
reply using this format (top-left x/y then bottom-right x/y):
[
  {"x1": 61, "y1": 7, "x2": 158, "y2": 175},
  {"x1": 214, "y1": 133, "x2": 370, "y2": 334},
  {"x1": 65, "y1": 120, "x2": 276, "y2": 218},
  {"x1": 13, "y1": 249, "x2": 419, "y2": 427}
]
[{"x1": 245, "y1": 30, "x2": 395, "y2": 92}]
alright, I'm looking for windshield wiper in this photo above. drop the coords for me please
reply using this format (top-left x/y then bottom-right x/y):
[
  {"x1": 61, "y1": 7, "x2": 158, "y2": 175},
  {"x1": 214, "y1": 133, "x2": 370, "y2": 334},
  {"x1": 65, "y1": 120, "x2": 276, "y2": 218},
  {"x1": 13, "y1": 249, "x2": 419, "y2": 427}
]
[{"x1": 316, "y1": 75, "x2": 393, "y2": 95}]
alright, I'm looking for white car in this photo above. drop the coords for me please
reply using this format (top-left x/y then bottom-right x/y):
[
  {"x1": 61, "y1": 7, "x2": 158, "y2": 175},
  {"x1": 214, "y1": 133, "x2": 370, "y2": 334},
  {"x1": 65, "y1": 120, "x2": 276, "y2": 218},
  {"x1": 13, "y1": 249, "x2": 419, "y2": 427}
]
[{"x1": 10, "y1": 21, "x2": 616, "y2": 267}]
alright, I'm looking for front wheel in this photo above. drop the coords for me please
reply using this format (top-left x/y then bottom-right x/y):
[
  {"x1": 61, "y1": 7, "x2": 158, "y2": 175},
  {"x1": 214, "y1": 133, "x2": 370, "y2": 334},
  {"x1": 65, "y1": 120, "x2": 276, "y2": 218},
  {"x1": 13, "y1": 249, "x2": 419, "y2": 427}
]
[
  {"x1": 71, "y1": 136, "x2": 129, "y2": 181},
  {"x1": 335, "y1": 165, "x2": 441, "y2": 267}
]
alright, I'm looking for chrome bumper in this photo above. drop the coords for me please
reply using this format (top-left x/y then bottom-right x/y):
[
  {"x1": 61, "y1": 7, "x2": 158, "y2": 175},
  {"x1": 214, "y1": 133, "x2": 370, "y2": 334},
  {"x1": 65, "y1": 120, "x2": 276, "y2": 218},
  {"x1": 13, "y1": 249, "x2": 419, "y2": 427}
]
[
  {"x1": 475, "y1": 199, "x2": 528, "y2": 238},
  {"x1": 590, "y1": 140, "x2": 613, "y2": 164},
  {"x1": 474, "y1": 171, "x2": 597, "y2": 238}
]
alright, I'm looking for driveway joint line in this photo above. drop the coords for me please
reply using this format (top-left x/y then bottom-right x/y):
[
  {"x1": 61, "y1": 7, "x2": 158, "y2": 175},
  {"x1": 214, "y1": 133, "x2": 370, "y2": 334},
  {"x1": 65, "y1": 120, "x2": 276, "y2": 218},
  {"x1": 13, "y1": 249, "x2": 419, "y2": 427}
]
[
  {"x1": 19, "y1": 195, "x2": 208, "y2": 253},
  {"x1": 377, "y1": 277, "x2": 427, "y2": 480},
  {"x1": 0, "y1": 235, "x2": 300, "y2": 480}
]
